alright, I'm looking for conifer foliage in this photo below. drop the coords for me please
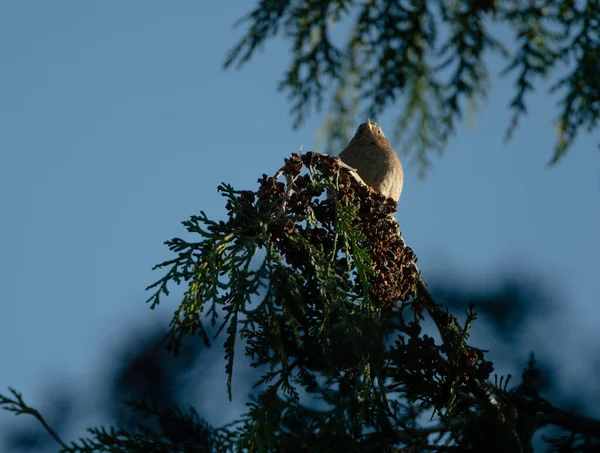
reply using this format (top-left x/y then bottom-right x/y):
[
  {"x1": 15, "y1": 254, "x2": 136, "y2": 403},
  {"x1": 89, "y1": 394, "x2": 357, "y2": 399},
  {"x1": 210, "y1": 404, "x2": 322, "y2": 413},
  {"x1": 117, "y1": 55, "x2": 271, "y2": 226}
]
[
  {"x1": 225, "y1": 0, "x2": 600, "y2": 168},
  {"x1": 3, "y1": 153, "x2": 600, "y2": 452}
]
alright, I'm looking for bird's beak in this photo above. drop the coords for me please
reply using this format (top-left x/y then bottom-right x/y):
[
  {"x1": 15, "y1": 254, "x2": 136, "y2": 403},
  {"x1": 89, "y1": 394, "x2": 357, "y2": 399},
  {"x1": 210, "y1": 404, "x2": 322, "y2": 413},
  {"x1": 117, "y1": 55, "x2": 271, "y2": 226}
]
[{"x1": 367, "y1": 118, "x2": 372, "y2": 131}]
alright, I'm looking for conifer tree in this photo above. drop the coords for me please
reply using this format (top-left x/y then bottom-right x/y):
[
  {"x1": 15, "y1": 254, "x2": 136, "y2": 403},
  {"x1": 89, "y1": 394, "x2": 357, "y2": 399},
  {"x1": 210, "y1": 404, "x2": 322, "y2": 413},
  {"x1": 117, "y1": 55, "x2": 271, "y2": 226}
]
[
  {"x1": 3, "y1": 1, "x2": 600, "y2": 451},
  {"x1": 3, "y1": 152, "x2": 600, "y2": 451}
]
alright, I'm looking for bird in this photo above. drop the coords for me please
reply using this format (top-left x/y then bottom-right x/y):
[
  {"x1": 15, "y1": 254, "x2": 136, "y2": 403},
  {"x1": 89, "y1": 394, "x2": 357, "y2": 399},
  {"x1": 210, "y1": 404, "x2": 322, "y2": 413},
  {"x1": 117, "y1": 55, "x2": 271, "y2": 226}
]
[{"x1": 338, "y1": 119, "x2": 404, "y2": 203}]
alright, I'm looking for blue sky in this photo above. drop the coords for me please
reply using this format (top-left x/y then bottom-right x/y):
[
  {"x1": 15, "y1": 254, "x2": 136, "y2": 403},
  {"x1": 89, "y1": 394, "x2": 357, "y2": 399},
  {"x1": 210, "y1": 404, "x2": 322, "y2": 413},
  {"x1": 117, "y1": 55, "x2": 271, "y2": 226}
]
[{"x1": 1, "y1": 0, "x2": 599, "y2": 442}]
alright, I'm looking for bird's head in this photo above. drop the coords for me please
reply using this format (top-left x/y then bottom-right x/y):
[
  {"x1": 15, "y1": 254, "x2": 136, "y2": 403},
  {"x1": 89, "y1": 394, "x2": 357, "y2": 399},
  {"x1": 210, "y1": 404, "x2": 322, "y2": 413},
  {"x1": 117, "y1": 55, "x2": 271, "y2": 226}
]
[
  {"x1": 352, "y1": 119, "x2": 389, "y2": 144},
  {"x1": 354, "y1": 118, "x2": 386, "y2": 139}
]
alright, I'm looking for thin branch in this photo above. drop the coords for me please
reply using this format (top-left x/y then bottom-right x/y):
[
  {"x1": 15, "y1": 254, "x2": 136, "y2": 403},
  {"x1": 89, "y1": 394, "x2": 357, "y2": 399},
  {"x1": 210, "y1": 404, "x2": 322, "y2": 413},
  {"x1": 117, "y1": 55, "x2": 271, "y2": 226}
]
[{"x1": 0, "y1": 388, "x2": 70, "y2": 451}]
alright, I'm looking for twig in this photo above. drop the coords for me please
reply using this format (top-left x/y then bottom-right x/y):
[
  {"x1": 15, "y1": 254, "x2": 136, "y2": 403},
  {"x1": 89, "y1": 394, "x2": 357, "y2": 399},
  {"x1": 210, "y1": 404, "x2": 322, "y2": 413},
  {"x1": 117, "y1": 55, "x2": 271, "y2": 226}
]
[
  {"x1": 0, "y1": 388, "x2": 70, "y2": 450},
  {"x1": 274, "y1": 153, "x2": 371, "y2": 220}
]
